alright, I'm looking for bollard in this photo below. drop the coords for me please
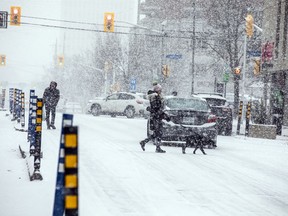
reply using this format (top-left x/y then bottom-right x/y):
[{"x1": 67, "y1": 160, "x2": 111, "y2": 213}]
[
  {"x1": 30, "y1": 98, "x2": 43, "y2": 181},
  {"x1": 20, "y1": 92, "x2": 25, "y2": 127},
  {"x1": 245, "y1": 101, "x2": 251, "y2": 136},
  {"x1": 16, "y1": 89, "x2": 21, "y2": 123},
  {"x1": 53, "y1": 114, "x2": 73, "y2": 216},
  {"x1": 64, "y1": 126, "x2": 78, "y2": 216},
  {"x1": 9, "y1": 88, "x2": 14, "y2": 114},
  {"x1": 236, "y1": 101, "x2": 243, "y2": 135},
  {"x1": 29, "y1": 96, "x2": 37, "y2": 153},
  {"x1": 27, "y1": 90, "x2": 35, "y2": 142},
  {"x1": 1, "y1": 88, "x2": 6, "y2": 109},
  {"x1": 12, "y1": 88, "x2": 17, "y2": 120}
]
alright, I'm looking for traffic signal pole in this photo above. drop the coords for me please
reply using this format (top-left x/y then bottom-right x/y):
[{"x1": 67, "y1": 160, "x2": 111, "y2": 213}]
[{"x1": 242, "y1": 33, "x2": 247, "y2": 103}]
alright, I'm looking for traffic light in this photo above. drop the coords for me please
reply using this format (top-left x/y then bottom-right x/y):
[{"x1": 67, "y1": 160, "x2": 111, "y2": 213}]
[
  {"x1": 58, "y1": 55, "x2": 64, "y2": 66},
  {"x1": 234, "y1": 67, "x2": 241, "y2": 76},
  {"x1": 253, "y1": 59, "x2": 261, "y2": 75},
  {"x1": 0, "y1": 55, "x2": 6, "y2": 66},
  {"x1": 0, "y1": 11, "x2": 8, "y2": 28},
  {"x1": 162, "y1": 64, "x2": 170, "y2": 77},
  {"x1": 104, "y1": 12, "x2": 115, "y2": 32},
  {"x1": 245, "y1": 14, "x2": 254, "y2": 38},
  {"x1": 10, "y1": 6, "x2": 21, "y2": 26}
]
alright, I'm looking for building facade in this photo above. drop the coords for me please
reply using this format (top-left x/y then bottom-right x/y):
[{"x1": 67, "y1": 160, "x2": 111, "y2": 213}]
[
  {"x1": 132, "y1": 0, "x2": 232, "y2": 96},
  {"x1": 262, "y1": 0, "x2": 288, "y2": 132}
]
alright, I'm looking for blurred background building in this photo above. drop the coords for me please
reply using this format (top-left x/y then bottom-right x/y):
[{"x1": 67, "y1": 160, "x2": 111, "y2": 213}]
[{"x1": 262, "y1": 0, "x2": 288, "y2": 132}]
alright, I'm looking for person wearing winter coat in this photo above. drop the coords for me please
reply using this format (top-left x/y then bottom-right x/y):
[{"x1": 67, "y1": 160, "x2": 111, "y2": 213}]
[
  {"x1": 140, "y1": 84, "x2": 167, "y2": 153},
  {"x1": 43, "y1": 81, "x2": 60, "y2": 129}
]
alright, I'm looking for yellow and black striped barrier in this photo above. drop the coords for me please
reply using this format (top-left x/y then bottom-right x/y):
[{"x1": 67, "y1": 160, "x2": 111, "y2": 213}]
[
  {"x1": 245, "y1": 101, "x2": 251, "y2": 136},
  {"x1": 64, "y1": 126, "x2": 79, "y2": 216},
  {"x1": 30, "y1": 98, "x2": 43, "y2": 181},
  {"x1": 236, "y1": 101, "x2": 243, "y2": 135}
]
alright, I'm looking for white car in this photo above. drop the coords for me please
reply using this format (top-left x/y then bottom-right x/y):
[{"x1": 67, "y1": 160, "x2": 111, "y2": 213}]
[
  {"x1": 85, "y1": 92, "x2": 147, "y2": 118},
  {"x1": 63, "y1": 102, "x2": 83, "y2": 114}
]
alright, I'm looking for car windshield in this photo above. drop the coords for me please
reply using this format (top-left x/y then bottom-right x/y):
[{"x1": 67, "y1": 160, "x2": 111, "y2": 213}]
[
  {"x1": 166, "y1": 98, "x2": 209, "y2": 111},
  {"x1": 204, "y1": 98, "x2": 226, "y2": 106}
]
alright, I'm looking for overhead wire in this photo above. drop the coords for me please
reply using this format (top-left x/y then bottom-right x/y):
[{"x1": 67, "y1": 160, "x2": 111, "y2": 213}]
[{"x1": 6, "y1": 14, "x2": 249, "y2": 42}]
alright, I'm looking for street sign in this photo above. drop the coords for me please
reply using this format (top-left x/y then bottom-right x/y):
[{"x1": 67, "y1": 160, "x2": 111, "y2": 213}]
[
  {"x1": 223, "y1": 73, "x2": 229, "y2": 83},
  {"x1": 166, "y1": 54, "x2": 182, "y2": 60},
  {"x1": 216, "y1": 82, "x2": 224, "y2": 94},
  {"x1": 247, "y1": 50, "x2": 261, "y2": 57},
  {"x1": 130, "y1": 78, "x2": 136, "y2": 92}
]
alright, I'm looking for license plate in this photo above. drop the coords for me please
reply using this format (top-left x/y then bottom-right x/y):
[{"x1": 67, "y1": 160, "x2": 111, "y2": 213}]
[{"x1": 183, "y1": 117, "x2": 195, "y2": 124}]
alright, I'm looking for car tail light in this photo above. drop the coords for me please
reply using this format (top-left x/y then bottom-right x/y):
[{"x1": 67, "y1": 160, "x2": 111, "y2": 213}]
[
  {"x1": 208, "y1": 114, "x2": 217, "y2": 123},
  {"x1": 136, "y1": 99, "x2": 143, "y2": 104}
]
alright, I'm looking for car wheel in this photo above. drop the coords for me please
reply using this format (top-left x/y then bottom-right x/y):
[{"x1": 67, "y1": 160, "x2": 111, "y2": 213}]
[
  {"x1": 91, "y1": 104, "x2": 101, "y2": 116},
  {"x1": 124, "y1": 106, "x2": 135, "y2": 118}
]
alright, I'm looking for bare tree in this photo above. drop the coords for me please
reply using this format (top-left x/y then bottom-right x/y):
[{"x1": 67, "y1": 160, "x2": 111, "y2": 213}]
[{"x1": 201, "y1": 0, "x2": 264, "y2": 114}]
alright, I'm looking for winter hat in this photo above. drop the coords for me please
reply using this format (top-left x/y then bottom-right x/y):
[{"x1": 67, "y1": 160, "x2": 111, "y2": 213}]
[
  {"x1": 50, "y1": 81, "x2": 57, "y2": 88},
  {"x1": 152, "y1": 81, "x2": 158, "y2": 86},
  {"x1": 153, "y1": 84, "x2": 162, "y2": 92}
]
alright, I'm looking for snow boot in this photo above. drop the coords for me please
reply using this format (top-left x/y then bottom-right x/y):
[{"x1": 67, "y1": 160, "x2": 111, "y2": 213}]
[
  {"x1": 46, "y1": 120, "x2": 51, "y2": 129},
  {"x1": 140, "y1": 140, "x2": 146, "y2": 151},
  {"x1": 182, "y1": 144, "x2": 186, "y2": 154},
  {"x1": 50, "y1": 124, "x2": 56, "y2": 129},
  {"x1": 155, "y1": 146, "x2": 166, "y2": 153}
]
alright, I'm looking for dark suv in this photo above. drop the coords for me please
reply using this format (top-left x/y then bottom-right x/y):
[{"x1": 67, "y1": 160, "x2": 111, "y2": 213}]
[{"x1": 194, "y1": 93, "x2": 233, "y2": 136}]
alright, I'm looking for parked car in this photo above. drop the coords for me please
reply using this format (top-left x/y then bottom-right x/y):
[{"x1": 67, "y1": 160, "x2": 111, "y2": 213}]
[
  {"x1": 147, "y1": 96, "x2": 218, "y2": 148},
  {"x1": 193, "y1": 93, "x2": 233, "y2": 136},
  {"x1": 85, "y1": 92, "x2": 147, "y2": 118},
  {"x1": 64, "y1": 102, "x2": 83, "y2": 114}
]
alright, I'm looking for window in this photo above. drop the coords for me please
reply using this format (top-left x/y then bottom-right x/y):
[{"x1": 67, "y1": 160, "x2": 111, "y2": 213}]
[
  {"x1": 166, "y1": 98, "x2": 209, "y2": 111},
  {"x1": 119, "y1": 93, "x2": 135, "y2": 100},
  {"x1": 275, "y1": 0, "x2": 282, "y2": 59},
  {"x1": 107, "y1": 94, "x2": 118, "y2": 100},
  {"x1": 283, "y1": 0, "x2": 288, "y2": 57}
]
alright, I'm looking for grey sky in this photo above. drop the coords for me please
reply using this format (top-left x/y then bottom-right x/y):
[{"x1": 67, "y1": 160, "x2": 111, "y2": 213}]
[{"x1": 0, "y1": 0, "x2": 138, "y2": 86}]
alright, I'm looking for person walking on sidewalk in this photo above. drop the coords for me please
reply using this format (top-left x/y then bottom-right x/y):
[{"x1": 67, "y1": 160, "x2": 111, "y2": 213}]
[{"x1": 43, "y1": 81, "x2": 60, "y2": 129}]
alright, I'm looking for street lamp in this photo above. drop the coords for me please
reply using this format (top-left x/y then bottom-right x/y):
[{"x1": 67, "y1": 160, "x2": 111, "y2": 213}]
[{"x1": 161, "y1": 20, "x2": 167, "y2": 81}]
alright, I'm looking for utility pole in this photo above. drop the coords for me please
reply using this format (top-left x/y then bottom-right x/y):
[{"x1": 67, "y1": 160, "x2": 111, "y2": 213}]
[
  {"x1": 191, "y1": 1, "x2": 196, "y2": 95},
  {"x1": 242, "y1": 33, "x2": 247, "y2": 102},
  {"x1": 160, "y1": 20, "x2": 167, "y2": 81}
]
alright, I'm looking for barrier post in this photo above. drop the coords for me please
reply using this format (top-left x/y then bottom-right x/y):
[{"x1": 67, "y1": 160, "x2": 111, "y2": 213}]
[
  {"x1": 1, "y1": 88, "x2": 5, "y2": 109},
  {"x1": 53, "y1": 114, "x2": 73, "y2": 216},
  {"x1": 236, "y1": 101, "x2": 243, "y2": 135},
  {"x1": 20, "y1": 92, "x2": 25, "y2": 127},
  {"x1": 16, "y1": 89, "x2": 21, "y2": 123},
  {"x1": 30, "y1": 98, "x2": 43, "y2": 181},
  {"x1": 245, "y1": 101, "x2": 251, "y2": 136},
  {"x1": 29, "y1": 96, "x2": 37, "y2": 153},
  {"x1": 9, "y1": 88, "x2": 14, "y2": 114},
  {"x1": 27, "y1": 90, "x2": 35, "y2": 142},
  {"x1": 64, "y1": 126, "x2": 79, "y2": 216},
  {"x1": 12, "y1": 88, "x2": 17, "y2": 120}
]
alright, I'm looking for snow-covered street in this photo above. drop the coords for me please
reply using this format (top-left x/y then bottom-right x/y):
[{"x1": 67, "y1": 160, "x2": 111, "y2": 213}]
[{"x1": 1, "y1": 112, "x2": 288, "y2": 216}]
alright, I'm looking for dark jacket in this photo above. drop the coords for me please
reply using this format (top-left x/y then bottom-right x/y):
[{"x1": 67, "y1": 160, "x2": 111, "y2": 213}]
[
  {"x1": 43, "y1": 81, "x2": 60, "y2": 107},
  {"x1": 149, "y1": 92, "x2": 165, "y2": 119}
]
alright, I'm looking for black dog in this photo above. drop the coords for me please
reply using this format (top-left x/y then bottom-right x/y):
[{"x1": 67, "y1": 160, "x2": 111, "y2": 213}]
[{"x1": 182, "y1": 132, "x2": 207, "y2": 155}]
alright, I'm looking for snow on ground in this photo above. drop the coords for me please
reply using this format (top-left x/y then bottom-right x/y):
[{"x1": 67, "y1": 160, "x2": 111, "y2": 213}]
[{"x1": 1, "y1": 111, "x2": 288, "y2": 216}]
